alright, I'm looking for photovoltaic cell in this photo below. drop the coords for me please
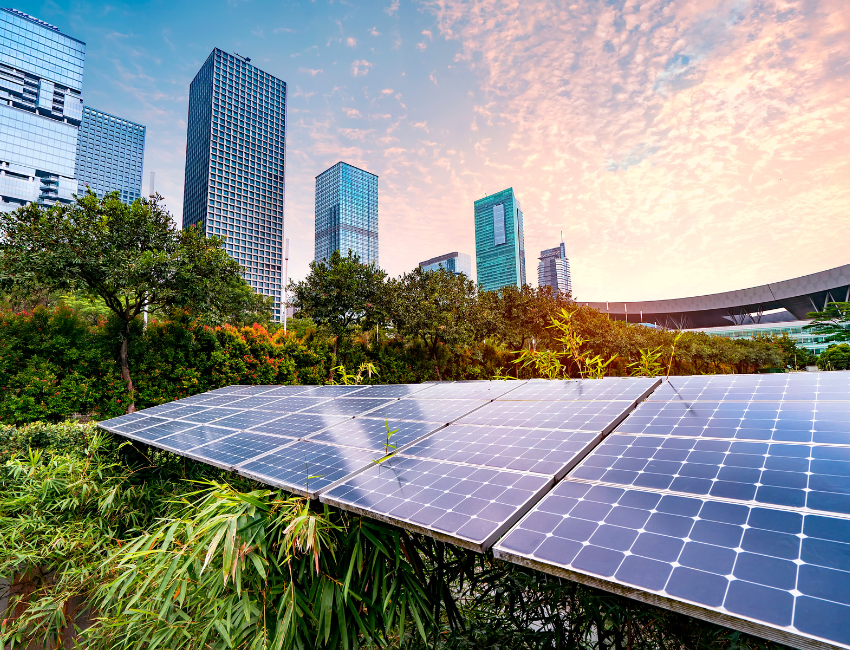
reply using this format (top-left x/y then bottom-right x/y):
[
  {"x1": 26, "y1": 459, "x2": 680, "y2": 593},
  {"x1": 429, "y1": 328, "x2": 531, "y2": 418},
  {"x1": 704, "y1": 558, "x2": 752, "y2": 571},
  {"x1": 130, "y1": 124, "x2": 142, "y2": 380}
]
[
  {"x1": 352, "y1": 383, "x2": 438, "y2": 398},
  {"x1": 212, "y1": 410, "x2": 289, "y2": 430},
  {"x1": 175, "y1": 407, "x2": 246, "y2": 424},
  {"x1": 414, "y1": 380, "x2": 526, "y2": 400},
  {"x1": 252, "y1": 396, "x2": 332, "y2": 413},
  {"x1": 456, "y1": 400, "x2": 635, "y2": 434},
  {"x1": 401, "y1": 424, "x2": 601, "y2": 480},
  {"x1": 246, "y1": 413, "x2": 351, "y2": 437},
  {"x1": 298, "y1": 397, "x2": 396, "y2": 416},
  {"x1": 298, "y1": 385, "x2": 371, "y2": 397},
  {"x1": 189, "y1": 432, "x2": 293, "y2": 470},
  {"x1": 364, "y1": 399, "x2": 488, "y2": 424},
  {"x1": 156, "y1": 424, "x2": 241, "y2": 453},
  {"x1": 495, "y1": 480, "x2": 850, "y2": 648},
  {"x1": 497, "y1": 377, "x2": 660, "y2": 403},
  {"x1": 572, "y1": 433, "x2": 850, "y2": 515},
  {"x1": 321, "y1": 455, "x2": 552, "y2": 552},
  {"x1": 495, "y1": 373, "x2": 850, "y2": 650},
  {"x1": 238, "y1": 440, "x2": 379, "y2": 497},
  {"x1": 306, "y1": 418, "x2": 443, "y2": 453}
]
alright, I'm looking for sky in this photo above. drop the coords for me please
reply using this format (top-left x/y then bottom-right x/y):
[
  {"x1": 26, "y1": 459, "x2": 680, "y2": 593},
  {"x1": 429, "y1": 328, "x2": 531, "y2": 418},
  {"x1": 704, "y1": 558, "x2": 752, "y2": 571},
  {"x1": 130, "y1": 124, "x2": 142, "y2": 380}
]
[{"x1": 17, "y1": 0, "x2": 850, "y2": 301}]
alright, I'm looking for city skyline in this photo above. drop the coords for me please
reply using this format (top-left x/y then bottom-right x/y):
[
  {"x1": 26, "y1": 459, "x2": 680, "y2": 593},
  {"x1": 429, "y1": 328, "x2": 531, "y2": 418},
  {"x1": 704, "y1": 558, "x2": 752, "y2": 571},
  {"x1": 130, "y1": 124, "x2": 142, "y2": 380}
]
[
  {"x1": 182, "y1": 48, "x2": 287, "y2": 320},
  {"x1": 6, "y1": 0, "x2": 849, "y2": 301}
]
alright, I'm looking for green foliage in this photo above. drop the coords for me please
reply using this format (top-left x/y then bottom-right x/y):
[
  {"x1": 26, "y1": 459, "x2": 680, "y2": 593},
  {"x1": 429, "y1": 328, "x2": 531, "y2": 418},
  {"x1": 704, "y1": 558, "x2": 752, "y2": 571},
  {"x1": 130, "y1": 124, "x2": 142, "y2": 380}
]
[
  {"x1": 818, "y1": 343, "x2": 850, "y2": 370},
  {"x1": 0, "y1": 192, "x2": 270, "y2": 410},
  {"x1": 805, "y1": 301, "x2": 850, "y2": 343},
  {"x1": 0, "y1": 423, "x2": 789, "y2": 650},
  {"x1": 289, "y1": 249, "x2": 388, "y2": 356},
  {"x1": 389, "y1": 267, "x2": 479, "y2": 380},
  {"x1": 628, "y1": 346, "x2": 665, "y2": 377}
]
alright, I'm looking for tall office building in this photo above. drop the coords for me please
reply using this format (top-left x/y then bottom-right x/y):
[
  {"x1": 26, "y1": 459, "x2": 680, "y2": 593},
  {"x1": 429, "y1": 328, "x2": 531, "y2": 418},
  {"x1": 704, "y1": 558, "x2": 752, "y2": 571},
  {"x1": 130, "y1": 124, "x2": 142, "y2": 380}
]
[
  {"x1": 0, "y1": 8, "x2": 84, "y2": 211},
  {"x1": 75, "y1": 106, "x2": 145, "y2": 203},
  {"x1": 314, "y1": 161, "x2": 378, "y2": 265},
  {"x1": 538, "y1": 241, "x2": 572, "y2": 295},
  {"x1": 182, "y1": 48, "x2": 286, "y2": 321},
  {"x1": 474, "y1": 188, "x2": 526, "y2": 292},
  {"x1": 419, "y1": 251, "x2": 472, "y2": 277}
]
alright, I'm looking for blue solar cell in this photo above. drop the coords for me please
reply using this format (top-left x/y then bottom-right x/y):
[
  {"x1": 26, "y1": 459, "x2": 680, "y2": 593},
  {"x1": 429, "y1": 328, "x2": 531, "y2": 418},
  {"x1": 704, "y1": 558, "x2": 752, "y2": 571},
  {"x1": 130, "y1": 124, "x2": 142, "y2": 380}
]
[
  {"x1": 364, "y1": 399, "x2": 487, "y2": 424},
  {"x1": 156, "y1": 425, "x2": 240, "y2": 452},
  {"x1": 305, "y1": 418, "x2": 442, "y2": 452},
  {"x1": 496, "y1": 377, "x2": 660, "y2": 402},
  {"x1": 247, "y1": 413, "x2": 350, "y2": 437},
  {"x1": 298, "y1": 397, "x2": 395, "y2": 416},
  {"x1": 190, "y1": 432, "x2": 291, "y2": 469},
  {"x1": 456, "y1": 400, "x2": 634, "y2": 433},
  {"x1": 321, "y1": 455, "x2": 552, "y2": 552}
]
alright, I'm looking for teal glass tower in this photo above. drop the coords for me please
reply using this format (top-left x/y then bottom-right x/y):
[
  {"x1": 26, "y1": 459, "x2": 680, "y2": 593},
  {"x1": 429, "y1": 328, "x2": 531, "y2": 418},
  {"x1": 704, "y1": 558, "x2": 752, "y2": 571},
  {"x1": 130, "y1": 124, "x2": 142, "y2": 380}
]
[
  {"x1": 0, "y1": 8, "x2": 85, "y2": 211},
  {"x1": 474, "y1": 188, "x2": 526, "y2": 292},
  {"x1": 314, "y1": 161, "x2": 378, "y2": 265},
  {"x1": 182, "y1": 48, "x2": 286, "y2": 321},
  {"x1": 75, "y1": 106, "x2": 145, "y2": 203}
]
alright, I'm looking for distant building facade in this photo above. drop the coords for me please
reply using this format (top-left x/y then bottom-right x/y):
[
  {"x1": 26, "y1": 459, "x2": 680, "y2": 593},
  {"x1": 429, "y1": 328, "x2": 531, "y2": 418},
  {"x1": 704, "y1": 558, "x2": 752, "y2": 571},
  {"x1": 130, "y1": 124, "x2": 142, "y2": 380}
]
[
  {"x1": 75, "y1": 106, "x2": 145, "y2": 203},
  {"x1": 474, "y1": 188, "x2": 526, "y2": 292},
  {"x1": 314, "y1": 161, "x2": 378, "y2": 265},
  {"x1": 182, "y1": 48, "x2": 287, "y2": 321},
  {"x1": 0, "y1": 8, "x2": 85, "y2": 211},
  {"x1": 419, "y1": 252, "x2": 472, "y2": 277},
  {"x1": 538, "y1": 242, "x2": 572, "y2": 295}
]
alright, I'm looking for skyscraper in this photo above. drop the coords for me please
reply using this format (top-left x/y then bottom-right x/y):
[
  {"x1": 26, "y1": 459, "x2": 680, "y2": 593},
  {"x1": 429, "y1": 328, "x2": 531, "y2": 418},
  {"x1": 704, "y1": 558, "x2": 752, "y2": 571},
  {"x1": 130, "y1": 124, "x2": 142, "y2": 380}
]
[
  {"x1": 0, "y1": 8, "x2": 85, "y2": 212},
  {"x1": 75, "y1": 106, "x2": 145, "y2": 203},
  {"x1": 538, "y1": 241, "x2": 572, "y2": 295},
  {"x1": 182, "y1": 48, "x2": 286, "y2": 321},
  {"x1": 419, "y1": 252, "x2": 472, "y2": 277},
  {"x1": 473, "y1": 188, "x2": 526, "y2": 292},
  {"x1": 314, "y1": 161, "x2": 378, "y2": 265}
]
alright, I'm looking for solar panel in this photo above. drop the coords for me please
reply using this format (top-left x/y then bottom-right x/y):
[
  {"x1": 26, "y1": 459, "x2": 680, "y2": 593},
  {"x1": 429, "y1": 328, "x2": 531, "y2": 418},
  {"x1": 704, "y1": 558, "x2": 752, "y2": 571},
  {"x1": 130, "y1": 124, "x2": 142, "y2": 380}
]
[
  {"x1": 246, "y1": 413, "x2": 351, "y2": 437},
  {"x1": 497, "y1": 377, "x2": 660, "y2": 403},
  {"x1": 495, "y1": 372, "x2": 850, "y2": 650},
  {"x1": 413, "y1": 380, "x2": 526, "y2": 400},
  {"x1": 237, "y1": 440, "x2": 379, "y2": 497},
  {"x1": 495, "y1": 480, "x2": 850, "y2": 649},
  {"x1": 400, "y1": 424, "x2": 602, "y2": 480},
  {"x1": 352, "y1": 383, "x2": 438, "y2": 398},
  {"x1": 456, "y1": 400, "x2": 636, "y2": 434},
  {"x1": 321, "y1": 455, "x2": 553, "y2": 551},
  {"x1": 363, "y1": 399, "x2": 490, "y2": 424},
  {"x1": 297, "y1": 397, "x2": 396, "y2": 416},
  {"x1": 306, "y1": 418, "x2": 444, "y2": 453}
]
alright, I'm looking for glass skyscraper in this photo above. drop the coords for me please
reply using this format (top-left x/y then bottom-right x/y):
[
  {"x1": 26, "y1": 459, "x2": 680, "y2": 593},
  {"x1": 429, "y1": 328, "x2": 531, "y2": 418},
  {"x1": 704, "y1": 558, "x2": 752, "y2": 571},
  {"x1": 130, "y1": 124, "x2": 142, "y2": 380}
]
[
  {"x1": 315, "y1": 161, "x2": 378, "y2": 265},
  {"x1": 182, "y1": 48, "x2": 286, "y2": 321},
  {"x1": 474, "y1": 188, "x2": 526, "y2": 292},
  {"x1": 75, "y1": 106, "x2": 145, "y2": 203},
  {"x1": 0, "y1": 8, "x2": 85, "y2": 211},
  {"x1": 538, "y1": 242, "x2": 572, "y2": 295},
  {"x1": 419, "y1": 251, "x2": 472, "y2": 277}
]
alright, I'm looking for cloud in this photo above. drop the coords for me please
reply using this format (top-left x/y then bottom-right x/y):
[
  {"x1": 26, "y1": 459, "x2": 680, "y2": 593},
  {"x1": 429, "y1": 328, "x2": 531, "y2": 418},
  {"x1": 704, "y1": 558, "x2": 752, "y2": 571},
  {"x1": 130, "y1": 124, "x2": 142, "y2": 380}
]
[
  {"x1": 428, "y1": 74, "x2": 437, "y2": 84},
  {"x1": 298, "y1": 67, "x2": 323, "y2": 77},
  {"x1": 351, "y1": 59, "x2": 373, "y2": 76},
  {"x1": 346, "y1": 37, "x2": 357, "y2": 48},
  {"x1": 411, "y1": 121, "x2": 429, "y2": 132},
  {"x1": 339, "y1": 127, "x2": 374, "y2": 140},
  {"x1": 419, "y1": 0, "x2": 850, "y2": 300},
  {"x1": 385, "y1": 0, "x2": 400, "y2": 15},
  {"x1": 370, "y1": 27, "x2": 381, "y2": 36},
  {"x1": 343, "y1": 107, "x2": 363, "y2": 118},
  {"x1": 417, "y1": 42, "x2": 427, "y2": 51},
  {"x1": 381, "y1": 88, "x2": 394, "y2": 95},
  {"x1": 421, "y1": 30, "x2": 432, "y2": 40},
  {"x1": 273, "y1": 27, "x2": 295, "y2": 34}
]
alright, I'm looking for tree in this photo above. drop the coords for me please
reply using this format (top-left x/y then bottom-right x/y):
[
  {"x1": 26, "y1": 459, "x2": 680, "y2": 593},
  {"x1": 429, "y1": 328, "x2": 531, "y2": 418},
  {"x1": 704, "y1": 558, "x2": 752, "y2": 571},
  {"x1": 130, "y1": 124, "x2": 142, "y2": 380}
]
[
  {"x1": 805, "y1": 301, "x2": 850, "y2": 343},
  {"x1": 818, "y1": 343, "x2": 850, "y2": 370},
  {"x1": 389, "y1": 267, "x2": 478, "y2": 380},
  {"x1": 0, "y1": 191, "x2": 269, "y2": 412},
  {"x1": 289, "y1": 249, "x2": 388, "y2": 357}
]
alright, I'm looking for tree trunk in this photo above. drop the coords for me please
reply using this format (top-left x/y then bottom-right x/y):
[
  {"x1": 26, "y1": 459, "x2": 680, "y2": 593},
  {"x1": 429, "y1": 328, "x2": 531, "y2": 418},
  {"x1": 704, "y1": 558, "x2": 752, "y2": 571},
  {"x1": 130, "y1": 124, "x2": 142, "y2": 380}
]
[
  {"x1": 119, "y1": 323, "x2": 135, "y2": 413},
  {"x1": 431, "y1": 342, "x2": 442, "y2": 381}
]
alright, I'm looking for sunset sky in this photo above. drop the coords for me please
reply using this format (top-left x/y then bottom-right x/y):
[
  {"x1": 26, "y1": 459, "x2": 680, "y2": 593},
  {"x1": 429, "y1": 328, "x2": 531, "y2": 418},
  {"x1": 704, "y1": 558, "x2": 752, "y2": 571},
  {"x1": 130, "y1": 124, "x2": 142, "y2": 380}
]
[{"x1": 19, "y1": 0, "x2": 850, "y2": 301}]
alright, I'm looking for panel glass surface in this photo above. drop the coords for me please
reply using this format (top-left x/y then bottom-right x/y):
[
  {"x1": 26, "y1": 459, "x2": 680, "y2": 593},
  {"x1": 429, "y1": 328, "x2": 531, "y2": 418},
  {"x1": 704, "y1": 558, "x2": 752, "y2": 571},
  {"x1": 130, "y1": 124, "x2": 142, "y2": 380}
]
[
  {"x1": 616, "y1": 400, "x2": 850, "y2": 444},
  {"x1": 495, "y1": 480, "x2": 850, "y2": 648},
  {"x1": 298, "y1": 385, "x2": 371, "y2": 397},
  {"x1": 415, "y1": 381, "x2": 527, "y2": 400},
  {"x1": 322, "y1": 455, "x2": 552, "y2": 551},
  {"x1": 498, "y1": 377, "x2": 660, "y2": 402},
  {"x1": 156, "y1": 425, "x2": 241, "y2": 453},
  {"x1": 298, "y1": 397, "x2": 395, "y2": 416},
  {"x1": 175, "y1": 407, "x2": 247, "y2": 424},
  {"x1": 190, "y1": 432, "x2": 293, "y2": 470},
  {"x1": 364, "y1": 399, "x2": 488, "y2": 424},
  {"x1": 306, "y1": 418, "x2": 443, "y2": 452},
  {"x1": 351, "y1": 383, "x2": 437, "y2": 398},
  {"x1": 238, "y1": 440, "x2": 378, "y2": 497},
  {"x1": 457, "y1": 400, "x2": 634, "y2": 433},
  {"x1": 648, "y1": 373, "x2": 850, "y2": 403},
  {"x1": 573, "y1": 433, "x2": 850, "y2": 515},
  {"x1": 401, "y1": 424, "x2": 601, "y2": 480},
  {"x1": 246, "y1": 413, "x2": 350, "y2": 438}
]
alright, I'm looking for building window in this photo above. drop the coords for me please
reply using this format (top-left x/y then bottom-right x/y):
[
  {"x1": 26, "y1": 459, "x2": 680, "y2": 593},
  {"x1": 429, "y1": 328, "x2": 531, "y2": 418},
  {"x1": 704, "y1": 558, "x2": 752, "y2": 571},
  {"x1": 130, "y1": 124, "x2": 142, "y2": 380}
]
[{"x1": 493, "y1": 204, "x2": 506, "y2": 246}]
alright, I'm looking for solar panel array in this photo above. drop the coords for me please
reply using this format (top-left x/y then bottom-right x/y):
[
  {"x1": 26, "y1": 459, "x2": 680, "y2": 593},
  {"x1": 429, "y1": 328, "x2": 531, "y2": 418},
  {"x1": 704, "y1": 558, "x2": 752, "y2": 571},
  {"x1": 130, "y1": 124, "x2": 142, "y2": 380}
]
[
  {"x1": 320, "y1": 377, "x2": 660, "y2": 551},
  {"x1": 495, "y1": 373, "x2": 850, "y2": 650}
]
